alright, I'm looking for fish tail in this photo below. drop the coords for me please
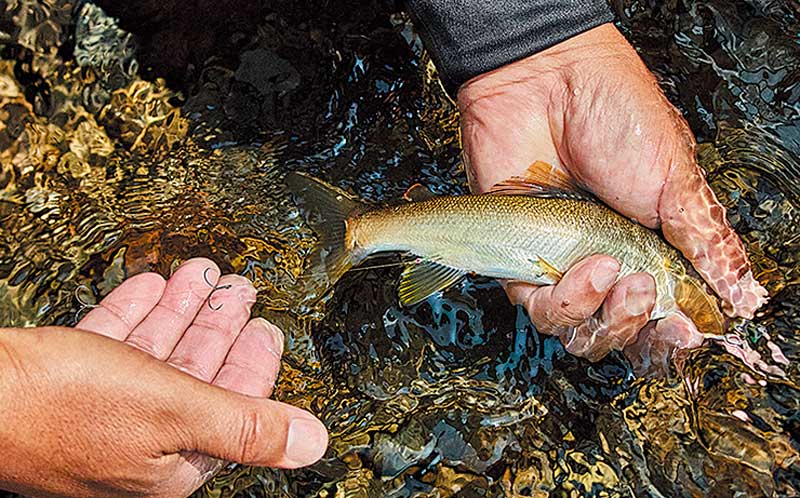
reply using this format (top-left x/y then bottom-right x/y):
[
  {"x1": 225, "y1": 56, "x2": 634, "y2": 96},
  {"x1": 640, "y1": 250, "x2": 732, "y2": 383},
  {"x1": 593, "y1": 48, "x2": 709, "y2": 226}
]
[
  {"x1": 285, "y1": 172, "x2": 366, "y2": 285},
  {"x1": 675, "y1": 275, "x2": 726, "y2": 336}
]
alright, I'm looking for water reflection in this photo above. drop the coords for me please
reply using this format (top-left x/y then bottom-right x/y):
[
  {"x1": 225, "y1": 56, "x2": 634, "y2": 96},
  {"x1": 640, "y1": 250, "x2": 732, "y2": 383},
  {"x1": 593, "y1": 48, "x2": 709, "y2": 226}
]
[{"x1": 0, "y1": 0, "x2": 798, "y2": 496}]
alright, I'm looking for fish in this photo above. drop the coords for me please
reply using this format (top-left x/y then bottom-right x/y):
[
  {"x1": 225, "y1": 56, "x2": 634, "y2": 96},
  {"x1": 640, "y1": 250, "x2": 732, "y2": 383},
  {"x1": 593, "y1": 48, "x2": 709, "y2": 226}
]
[{"x1": 285, "y1": 161, "x2": 725, "y2": 336}]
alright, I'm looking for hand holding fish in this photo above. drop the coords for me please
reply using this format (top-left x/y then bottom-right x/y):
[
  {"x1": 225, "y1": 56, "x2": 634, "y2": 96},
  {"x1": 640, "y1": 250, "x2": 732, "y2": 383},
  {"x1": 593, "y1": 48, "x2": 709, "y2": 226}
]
[
  {"x1": 288, "y1": 24, "x2": 768, "y2": 374},
  {"x1": 457, "y1": 23, "x2": 768, "y2": 367}
]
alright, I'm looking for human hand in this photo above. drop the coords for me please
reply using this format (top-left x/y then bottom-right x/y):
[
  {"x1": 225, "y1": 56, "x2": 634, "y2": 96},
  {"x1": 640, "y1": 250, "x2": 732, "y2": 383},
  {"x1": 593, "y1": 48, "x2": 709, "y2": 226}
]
[
  {"x1": 457, "y1": 23, "x2": 768, "y2": 365},
  {"x1": 0, "y1": 258, "x2": 328, "y2": 498}
]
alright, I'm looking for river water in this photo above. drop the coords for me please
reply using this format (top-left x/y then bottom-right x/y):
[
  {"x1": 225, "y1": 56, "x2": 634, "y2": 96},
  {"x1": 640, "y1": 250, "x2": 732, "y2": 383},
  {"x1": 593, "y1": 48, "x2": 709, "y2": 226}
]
[{"x1": 1, "y1": 0, "x2": 798, "y2": 496}]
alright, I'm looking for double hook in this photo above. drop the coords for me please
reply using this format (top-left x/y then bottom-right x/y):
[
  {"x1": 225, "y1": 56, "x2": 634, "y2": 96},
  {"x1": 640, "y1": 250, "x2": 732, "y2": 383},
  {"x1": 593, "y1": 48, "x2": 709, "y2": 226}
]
[
  {"x1": 73, "y1": 284, "x2": 99, "y2": 322},
  {"x1": 203, "y1": 267, "x2": 233, "y2": 311}
]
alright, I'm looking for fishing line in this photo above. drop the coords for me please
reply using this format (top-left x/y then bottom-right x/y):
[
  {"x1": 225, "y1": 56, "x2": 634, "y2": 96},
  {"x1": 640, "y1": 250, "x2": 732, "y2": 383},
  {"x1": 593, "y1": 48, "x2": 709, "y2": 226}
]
[{"x1": 291, "y1": 257, "x2": 426, "y2": 281}]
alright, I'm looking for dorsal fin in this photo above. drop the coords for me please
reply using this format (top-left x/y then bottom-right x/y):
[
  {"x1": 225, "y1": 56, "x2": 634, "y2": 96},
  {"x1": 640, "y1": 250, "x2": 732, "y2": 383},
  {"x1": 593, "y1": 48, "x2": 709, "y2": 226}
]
[
  {"x1": 487, "y1": 161, "x2": 596, "y2": 202},
  {"x1": 403, "y1": 183, "x2": 436, "y2": 202}
]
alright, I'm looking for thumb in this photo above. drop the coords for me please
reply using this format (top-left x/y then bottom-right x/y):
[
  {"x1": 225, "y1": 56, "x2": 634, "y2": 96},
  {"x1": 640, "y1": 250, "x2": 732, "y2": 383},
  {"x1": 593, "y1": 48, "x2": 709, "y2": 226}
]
[
  {"x1": 175, "y1": 385, "x2": 329, "y2": 469},
  {"x1": 659, "y1": 159, "x2": 768, "y2": 318}
]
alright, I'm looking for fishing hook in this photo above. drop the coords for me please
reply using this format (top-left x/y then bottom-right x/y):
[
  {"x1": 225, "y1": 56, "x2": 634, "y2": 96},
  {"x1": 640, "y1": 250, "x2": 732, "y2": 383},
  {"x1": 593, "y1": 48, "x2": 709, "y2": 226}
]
[
  {"x1": 203, "y1": 267, "x2": 233, "y2": 311},
  {"x1": 73, "y1": 284, "x2": 99, "y2": 322}
]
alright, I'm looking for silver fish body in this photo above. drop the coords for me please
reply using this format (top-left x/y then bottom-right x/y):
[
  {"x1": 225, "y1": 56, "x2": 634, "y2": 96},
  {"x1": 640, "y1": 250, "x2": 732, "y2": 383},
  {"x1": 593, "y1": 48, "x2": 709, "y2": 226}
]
[
  {"x1": 286, "y1": 171, "x2": 724, "y2": 336},
  {"x1": 352, "y1": 194, "x2": 680, "y2": 319}
]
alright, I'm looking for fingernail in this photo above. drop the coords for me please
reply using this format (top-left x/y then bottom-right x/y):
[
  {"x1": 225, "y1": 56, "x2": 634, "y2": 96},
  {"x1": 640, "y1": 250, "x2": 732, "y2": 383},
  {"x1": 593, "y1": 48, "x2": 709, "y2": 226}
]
[
  {"x1": 258, "y1": 318, "x2": 285, "y2": 357},
  {"x1": 590, "y1": 260, "x2": 619, "y2": 292},
  {"x1": 237, "y1": 283, "x2": 257, "y2": 303},
  {"x1": 624, "y1": 286, "x2": 652, "y2": 315},
  {"x1": 286, "y1": 417, "x2": 328, "y2": 466}
]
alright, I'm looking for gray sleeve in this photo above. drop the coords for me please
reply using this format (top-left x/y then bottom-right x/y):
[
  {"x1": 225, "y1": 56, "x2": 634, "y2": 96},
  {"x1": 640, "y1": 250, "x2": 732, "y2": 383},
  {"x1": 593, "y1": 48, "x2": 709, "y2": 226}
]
[{"x1": 404, "y1": 0, "x2": 614, "y2": 95}]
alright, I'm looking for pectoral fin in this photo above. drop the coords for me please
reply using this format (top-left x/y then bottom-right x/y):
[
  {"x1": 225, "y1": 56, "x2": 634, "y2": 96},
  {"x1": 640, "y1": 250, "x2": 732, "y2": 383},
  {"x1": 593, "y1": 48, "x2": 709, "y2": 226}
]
[
  {"x1": 398, "y1": 259, "x2": 467, "y2": 306},
  {"x1": 675, "y1": 276, "x2": 725, "y2": 336}
]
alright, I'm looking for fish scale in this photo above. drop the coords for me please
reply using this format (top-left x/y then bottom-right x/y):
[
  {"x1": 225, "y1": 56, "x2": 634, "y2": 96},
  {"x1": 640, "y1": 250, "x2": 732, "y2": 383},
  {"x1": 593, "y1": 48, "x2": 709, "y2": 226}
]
[{"x1": 355, "y1": 195, "x2": 676, "y2": 314}]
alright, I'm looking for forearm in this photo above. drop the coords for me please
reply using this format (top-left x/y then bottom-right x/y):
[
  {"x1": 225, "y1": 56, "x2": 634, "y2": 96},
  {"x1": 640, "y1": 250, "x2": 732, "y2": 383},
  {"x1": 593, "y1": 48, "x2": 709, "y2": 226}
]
[{"x1": 404, "y1": 0, "x2": 614, "y2": 95}]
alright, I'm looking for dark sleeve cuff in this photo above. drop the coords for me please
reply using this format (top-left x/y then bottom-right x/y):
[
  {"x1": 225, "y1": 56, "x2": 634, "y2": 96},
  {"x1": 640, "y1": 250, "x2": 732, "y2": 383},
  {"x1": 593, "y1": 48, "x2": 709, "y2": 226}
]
[{"x1": 404, "y1": 0, "x2": 614, "y2": 96}]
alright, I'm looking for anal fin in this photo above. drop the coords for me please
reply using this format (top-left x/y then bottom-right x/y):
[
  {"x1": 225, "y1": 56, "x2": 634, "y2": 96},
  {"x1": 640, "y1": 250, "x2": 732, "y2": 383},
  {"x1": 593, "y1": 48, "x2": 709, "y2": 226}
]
[{"x1": 398, "y1": 259, "x2": 467, "y2": 306}]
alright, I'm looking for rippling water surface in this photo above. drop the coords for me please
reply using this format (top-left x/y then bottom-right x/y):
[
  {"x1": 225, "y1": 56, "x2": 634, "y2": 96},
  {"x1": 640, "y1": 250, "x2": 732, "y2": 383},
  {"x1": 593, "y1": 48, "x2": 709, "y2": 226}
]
[{"x1": 1, "y1": 0, "x2": 798, "y2": 496}]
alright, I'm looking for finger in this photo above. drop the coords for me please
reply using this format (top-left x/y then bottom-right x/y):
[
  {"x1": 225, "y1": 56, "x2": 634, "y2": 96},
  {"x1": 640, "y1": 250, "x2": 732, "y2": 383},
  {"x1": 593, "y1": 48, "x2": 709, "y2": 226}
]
[
  {"x1": 561, "y1": 273, "x2": 655, "y2": 361},
  {"x1": 171, "y1": 318, "x2": 285, "y2": 492},
  {"x1": 125, "y1": 258, "x2": 220, "y2": 359},
  {"x1": 167, "y1": 275, "x2": 257, "y2": 382},
  {"x1": 213, "y1": 318, "x2": 285, "y2": 397},
  {"x1": 77, "y1": 272, "x2": 166, "y2": 340},
  {"x1": 517, "y1": 255, "x2": 620, "y2": 333},
  {"x1": 660, "y1": 159, "x2": 768, "y2": 318},
  {"x1": 172, "y1": 391, "x2": 329, "y2": 469},
  {"x1": 623, "y1": 311, "x2": 704, "y2": 376}
]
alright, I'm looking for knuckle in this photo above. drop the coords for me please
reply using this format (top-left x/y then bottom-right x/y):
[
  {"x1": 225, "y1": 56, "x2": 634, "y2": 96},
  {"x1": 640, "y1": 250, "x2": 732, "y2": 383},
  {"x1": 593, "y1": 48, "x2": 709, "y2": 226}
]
[
  {"x1": 225, "y1": 360, "x2": 265, "y2": 381},
  {"x1": 155, "y1": 453, "x2": 221, "y2": 498},
  {"x1": 169, "y1": 356, "x2": 210, "y2": 380},
  {"x1": 127, "y1": 335, "x2": 166, "y2": 358},
  {"x1": 237, "y1": 408, "x2": 266, "y2": 463},
  {"x1": 527, "y1": 302, "x2": 553, "y2": 334},
  {"x1": 526, "y1": 289, "x2": 556, "y2": 332},
  {"x1": 190, "y1": 319, "x2": 237, "y2": 340},
  {"x1": 531, "y1": 308, "x2": 564, "y2": 334},
  {"x1": 155, "y1": 300, "x2": 188, "y2": 320},
  {"x1": 551, "y1": 301, "x2": 590, "y2": 325},
  {"x1": 100, "y1": 301, "x2": 134, "y2": 329},
  {"x1": 98, "y1": 460, "x2": 169, "y2": 496}
]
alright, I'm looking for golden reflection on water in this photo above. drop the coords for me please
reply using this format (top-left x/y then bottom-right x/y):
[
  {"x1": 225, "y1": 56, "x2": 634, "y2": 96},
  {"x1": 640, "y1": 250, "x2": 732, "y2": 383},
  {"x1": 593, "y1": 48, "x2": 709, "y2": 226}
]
[{"x1": 1, "y1": 0, "x2": 798, "y2": 496}]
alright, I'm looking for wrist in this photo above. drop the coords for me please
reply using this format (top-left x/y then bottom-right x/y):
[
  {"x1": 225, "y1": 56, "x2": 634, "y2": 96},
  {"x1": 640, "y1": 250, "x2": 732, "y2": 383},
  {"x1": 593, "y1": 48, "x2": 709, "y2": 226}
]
[
  {"x1": 0, "y1": 328, "x2": 25, "y2": 402},
  {"x1": 406, "y1": 0, "x2": 614, "y2": 95},
  {"x1": 458, "y1": 23, "x2": 635, "y2": 102},
  {"x1": 0, "y1": 327, "x2": 73, "y2": 496}
]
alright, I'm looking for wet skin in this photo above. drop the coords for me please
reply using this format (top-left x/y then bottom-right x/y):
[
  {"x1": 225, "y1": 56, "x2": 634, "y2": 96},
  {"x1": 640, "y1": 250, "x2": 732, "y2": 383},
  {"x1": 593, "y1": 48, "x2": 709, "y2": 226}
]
[
  {"x1": 0, "y1": 258, "x2": 328, "y2": 498},
  {"x1": 459, "y1": 23, "x2": 767, "y2": 368}
]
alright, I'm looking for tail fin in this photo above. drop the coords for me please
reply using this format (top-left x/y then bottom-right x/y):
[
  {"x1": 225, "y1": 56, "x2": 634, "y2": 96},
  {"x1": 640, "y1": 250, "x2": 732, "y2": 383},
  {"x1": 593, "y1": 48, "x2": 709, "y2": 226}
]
[
  {"x1": 675, "y1": 275, "x2": 726, "y2": 336},
  {"x1": 285, "y1": 172, "x2": 366, "y2": 286}
]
